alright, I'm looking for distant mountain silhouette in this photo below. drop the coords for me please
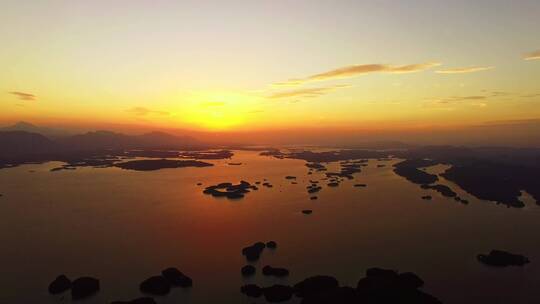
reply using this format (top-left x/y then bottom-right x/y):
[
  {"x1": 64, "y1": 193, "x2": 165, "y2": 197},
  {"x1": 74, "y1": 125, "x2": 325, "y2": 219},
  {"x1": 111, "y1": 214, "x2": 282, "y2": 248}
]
[
  {"x1": 58, "y1": 130, "x2": 203, "y2": 152},
  {"x1": 0, "y1": 131, "x2": 57, "y2": 157},
  {"x1": 345, "y1": 140, "x2": 414, "y2": 150},
  {"x1": 0, "y1": 129, "x2": 205, "y2": 158},
  {"x1": 0, "y1": 121, "x2": 71, "y2": 138},
  {"x1": 136, "y1": 131, "x2": 201, "y2": 149}
]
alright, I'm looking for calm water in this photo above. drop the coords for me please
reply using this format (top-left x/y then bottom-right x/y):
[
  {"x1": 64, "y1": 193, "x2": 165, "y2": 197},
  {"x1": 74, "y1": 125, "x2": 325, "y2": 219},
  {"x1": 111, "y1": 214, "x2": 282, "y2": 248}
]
[{"x1": 1, "y1": 150, "x2": 539, "y2": 303}]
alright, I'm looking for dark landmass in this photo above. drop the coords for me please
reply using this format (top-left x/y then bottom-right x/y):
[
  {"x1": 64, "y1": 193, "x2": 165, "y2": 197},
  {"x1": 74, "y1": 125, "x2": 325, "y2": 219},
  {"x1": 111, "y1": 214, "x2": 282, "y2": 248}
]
[
  {"x1": 263, "y1": 284, "x2": 295, "y2": 302},
  {"x1": 259, "y1": 149, "x2": 284, "y2": 158},
  {"x1": 0, "y1": 129, "x2": 210, "y2": 169},
  {"x1": 302, "y1": 209, "x2": 313, "y2": 214},
  {"x1": 478, "y1": 250, "x2": 530, "y2": 267},
  {"x1": 441, "y1": 161, "x2": 537, "y2": 208},
  {"x1": 344, "y1": 140, "x2": 413, "y2": 150},
  {"x1": 161, "y1": 267, "x2": 192, "y2": 287},
  {"x1": 48, "y1": 275, "x2": 71, "y2": 294},
  {"x1": 325, "y1": 162, "x2": 362, "y2": 179},
  {"x1": 138, "y1": 267, "x2": 193, "y2": 296},
  {"x1": 262, "y1": 265, "x2": 289, "y2": 277},
  {"x1": 111, "y1": 297, "x2": 156, "y2": 304},
  {"x1": 115, "y1": 159, "x2": 213, "y2": 171},
  {"x1": 242, "y1": 242, "x2": 267, "y2": 261},
  {"x1": 71, "y1": 277, "x2": 100, "y2": 300},
  {"x1": 240, "y1": 284, "x2": 263, "y2": 298},
  {"x1": 203, "y1": 181, "x2": 257, "y2": 199},
  {"x1": 241, "y1": 265, "x2": 256, "y2": 276},
  {"x1": 0, "y1": 121, "x2": 71, "y2": 138},
  {"x1": 3, "y1": 129, "x2": 540, "y2": 208},
  {"x1": 266, "y1": 241, "x2": 277, "y2": 249},
  {"x1": 60, "y1": 131, "x2": 202, "y2": 152},
  {"x1": 241, "y1": 284, "x2": 295, "y2": 302},
  {"x1": 393, "y1": 159, "x2": 439, "y2": 185},
  {"x1": 308, "y1": 185, "x2": 322, "y2": 193},
  {"x1": 264, "y1": 149, "x2": 388, "y2": 163},
  {"x1": 0, "y1": 131, "x2": 57, "y2": 162},
  {"x1": 421, "y1": 184, "x2": 457, "y2": 198},
  {"x1": 306, "y1": 162, "x2": 326, "y2": 171},
  {"x1": 139, "y1": 276, "x2": 170, "y2": 295},
  {"x1": 123, "y1": 150, "x2": 181, "y2": 158},
  {"x1": 395, "y1": 146, "x2": 540, "y2": 207},
  {"x1": 178, "y1": 150, "x2": 233, "y2": 160},
  {"x1": 260, "y1": 146, "x2": 540, "y2": 207},
  {"x1": 241, "y1": 268, "x2": 440, "y2": 303}
]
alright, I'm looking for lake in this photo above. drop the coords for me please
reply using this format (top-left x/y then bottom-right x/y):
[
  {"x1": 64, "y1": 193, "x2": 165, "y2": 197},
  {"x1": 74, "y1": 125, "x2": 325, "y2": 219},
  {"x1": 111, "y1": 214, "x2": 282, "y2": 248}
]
[{"x1": 1, "y1": 150, "x2": 539, "y2": 303}]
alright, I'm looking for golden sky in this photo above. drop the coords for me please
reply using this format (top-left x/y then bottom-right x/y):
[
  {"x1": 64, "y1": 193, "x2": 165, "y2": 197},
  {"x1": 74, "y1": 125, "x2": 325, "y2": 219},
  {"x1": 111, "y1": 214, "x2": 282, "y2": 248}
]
[{"x1": 1, "y1": 0, "x2": 540, "y2": 132}]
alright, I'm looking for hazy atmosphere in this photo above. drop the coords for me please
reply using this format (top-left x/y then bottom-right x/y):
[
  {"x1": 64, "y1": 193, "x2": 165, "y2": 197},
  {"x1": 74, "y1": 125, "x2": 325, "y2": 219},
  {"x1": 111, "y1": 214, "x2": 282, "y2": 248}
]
[
  {"x1": 1, "y1": 1, "x2": 540, "y2": 304},
  {"x1": 2, "y1": 0, "x2": 540, "y2": 145}
]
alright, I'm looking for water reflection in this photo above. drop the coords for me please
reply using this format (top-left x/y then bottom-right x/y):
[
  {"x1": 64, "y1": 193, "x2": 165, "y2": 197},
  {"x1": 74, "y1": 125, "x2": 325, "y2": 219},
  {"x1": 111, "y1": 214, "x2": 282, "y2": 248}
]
[{"x1": 0, "y1": 150, "x2": 539, "y2": 303}]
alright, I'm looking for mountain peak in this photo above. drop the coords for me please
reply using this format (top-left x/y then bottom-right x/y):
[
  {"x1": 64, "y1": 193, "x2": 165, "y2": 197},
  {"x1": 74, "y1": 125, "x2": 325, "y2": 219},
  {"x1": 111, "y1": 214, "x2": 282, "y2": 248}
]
[{"x1": 12, "y1": 121, "x2": 37, "y2": 129}]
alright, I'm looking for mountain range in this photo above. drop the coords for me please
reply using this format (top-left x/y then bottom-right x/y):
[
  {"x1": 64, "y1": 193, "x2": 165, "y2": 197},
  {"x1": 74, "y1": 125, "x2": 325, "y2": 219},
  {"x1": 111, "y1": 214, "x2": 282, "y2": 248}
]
[{"x1": 0, "y1": 122, "x2": 204, "y2": 158}]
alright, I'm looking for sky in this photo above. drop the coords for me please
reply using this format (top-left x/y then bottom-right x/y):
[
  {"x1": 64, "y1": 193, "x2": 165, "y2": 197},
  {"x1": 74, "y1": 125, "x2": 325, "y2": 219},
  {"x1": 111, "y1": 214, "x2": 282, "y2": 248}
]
[{"x1": 1, "y1": 0, "x2": 540, "y2": 134}]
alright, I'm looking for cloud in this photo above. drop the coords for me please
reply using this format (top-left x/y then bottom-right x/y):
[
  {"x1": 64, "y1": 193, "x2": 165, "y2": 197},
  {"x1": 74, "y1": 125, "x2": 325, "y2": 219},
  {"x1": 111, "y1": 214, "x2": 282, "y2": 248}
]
[
  {"x1": 435, "y1": 66, "x2": 494, "y2": 74},
  {"x1": 521, "y1": 93, "x2": 540, "y2": 98},
  {"x1": 126, "y1": 107, "x2": 168, "y2": 116},
  {"x1": 441, "y1": 95, "x2": 487, "y2": 103},
  {"x1": 387, "y1": 62, "x2": 442, "y2": 74},
  {"x1": 489, "y1": 91, "x2": 509, "y2": 97},
  {"x1": 272, "y1": 79, "x2": 305, "y2": 87},
  {"x1": 9, "y1": 91, "x2": 36, "y2": 101},
  {"x1": 269, "y1": 84, "x2": 351, "y2": 99},
  {"x1": 427, "y1": 95, "x2": 489, "y2": 107},
  {"x1": 524, "y1": 50, "x2": 540, "y2": 60},
  {"x1": 274, "y1": 62, "x2": 440, "y2": 86}
]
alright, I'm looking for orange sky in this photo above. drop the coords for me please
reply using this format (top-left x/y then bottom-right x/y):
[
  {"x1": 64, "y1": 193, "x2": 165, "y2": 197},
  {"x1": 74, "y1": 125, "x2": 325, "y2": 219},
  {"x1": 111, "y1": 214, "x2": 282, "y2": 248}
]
[{"x1": 1, "y1": 1, "x2": 540, "y2": 133}]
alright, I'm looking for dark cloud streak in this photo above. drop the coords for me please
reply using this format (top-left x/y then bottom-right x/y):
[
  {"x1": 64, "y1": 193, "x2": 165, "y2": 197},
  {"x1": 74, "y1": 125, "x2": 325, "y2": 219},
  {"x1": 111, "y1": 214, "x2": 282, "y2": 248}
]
[{"x1": 9, "y1": 91, "x2": 36, "y2": 101}]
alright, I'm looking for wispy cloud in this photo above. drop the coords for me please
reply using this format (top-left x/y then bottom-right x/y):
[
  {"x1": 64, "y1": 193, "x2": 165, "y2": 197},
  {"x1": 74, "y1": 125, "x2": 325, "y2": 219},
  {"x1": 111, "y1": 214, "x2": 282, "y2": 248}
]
[
  {"x1": 440, "y1": 95, "x2": 487, "y2": 103},
  {"x1": 269, "y1": 84, "x2": 352, "y2": 99},
  {"x1": 275, "y1": 62, "x2": 440, "y2": 86},
  {"x1": 480, "y1": 90, "x2": 511, "y2": 97},
  {"x1": 521, "y1": 93, "x2": 540, "y2": 98},
  {"x1": 9, "y1": 91, "x2": 36, "y2": 101},
  {"x1": 126, "y1": 107, "x2": 168, "y2": 116},
  {"x1": 426, "y1": 95, "x2": 490, "y2": 108},
  {"x1": 272, "y1": 79, "x2": 305, "y2": 87},
  {"x1": 435, "y1": 66, "x2": 494, "y2": 74},
  {"x1": 524, "y1": 49, "x2": 540, "y2": 60}
]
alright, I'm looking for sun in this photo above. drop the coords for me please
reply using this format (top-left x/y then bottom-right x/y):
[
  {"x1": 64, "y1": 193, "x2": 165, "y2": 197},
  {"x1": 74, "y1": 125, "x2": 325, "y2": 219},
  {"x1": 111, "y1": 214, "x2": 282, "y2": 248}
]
[{"x1": 177, "y1": 90, "x2": 261, "y2": 131}]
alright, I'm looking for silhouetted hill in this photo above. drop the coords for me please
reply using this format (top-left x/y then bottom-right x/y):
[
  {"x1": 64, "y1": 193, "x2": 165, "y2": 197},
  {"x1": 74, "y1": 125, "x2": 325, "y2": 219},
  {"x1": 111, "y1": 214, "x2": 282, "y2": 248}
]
[
  {"x1": 0, "y1": 129, "x2": 206, "y2": 159},
  {"x1": 136, "y1": 131, "x2": 202, "y2": 149},
  {"x1": 0, "y1": 131, "x2": 57, "y2": 157},
  {"x1": 57, "y1": 130, "x2": 203, "y2": 152},
  {"x1": 58, "y1": 131, "x2": 139, "y2": 151},
  {"x1": 343, "y1": 141, "x2": 414, "y2": 150},
  {"x1": 0, "y1": 121, "x2": 71, "y2": 138}
]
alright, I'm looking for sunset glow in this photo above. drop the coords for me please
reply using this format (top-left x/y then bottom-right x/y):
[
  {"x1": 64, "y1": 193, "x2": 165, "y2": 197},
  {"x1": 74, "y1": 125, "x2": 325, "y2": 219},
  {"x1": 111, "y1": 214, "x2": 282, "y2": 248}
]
[
  {"x1": 1, "y1": 1, "x2": 539, "y2": 133},
  {"x1": 3, "y1": 2, "x2": 540, "y2": 304}
]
